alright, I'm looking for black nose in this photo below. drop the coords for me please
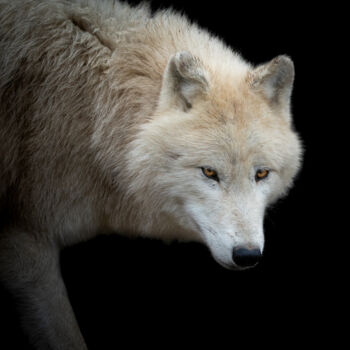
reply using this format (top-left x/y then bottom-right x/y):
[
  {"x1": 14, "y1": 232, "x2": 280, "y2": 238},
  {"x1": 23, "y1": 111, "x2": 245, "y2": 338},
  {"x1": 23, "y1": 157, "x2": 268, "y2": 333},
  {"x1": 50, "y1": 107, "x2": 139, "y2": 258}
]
[{"x1": 232, "y1": 247, "x2": 262, "y2": 268}]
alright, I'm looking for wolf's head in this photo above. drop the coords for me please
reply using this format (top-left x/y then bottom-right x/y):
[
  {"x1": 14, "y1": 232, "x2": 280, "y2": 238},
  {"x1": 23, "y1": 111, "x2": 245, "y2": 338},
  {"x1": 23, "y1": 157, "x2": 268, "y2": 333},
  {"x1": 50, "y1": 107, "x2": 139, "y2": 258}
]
[{"x1": 127, "y1": 51, "x2": 302, "y2": 270}]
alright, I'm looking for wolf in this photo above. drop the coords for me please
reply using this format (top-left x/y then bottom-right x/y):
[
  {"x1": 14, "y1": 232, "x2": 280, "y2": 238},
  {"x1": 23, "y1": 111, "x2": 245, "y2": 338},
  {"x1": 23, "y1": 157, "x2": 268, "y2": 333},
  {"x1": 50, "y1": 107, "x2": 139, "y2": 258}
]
[{"x1": 0, "y1": 0, "x2": 303, "y2": 348}]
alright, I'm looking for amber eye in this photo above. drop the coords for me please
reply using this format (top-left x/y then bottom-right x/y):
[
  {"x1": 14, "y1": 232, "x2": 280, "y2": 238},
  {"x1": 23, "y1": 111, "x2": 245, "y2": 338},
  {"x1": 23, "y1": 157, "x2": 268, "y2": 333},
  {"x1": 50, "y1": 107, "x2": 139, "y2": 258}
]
[
  {"x1": 201, "y1": 167, "x2": 219, "y2": 182},
  {"x1": 255, "y1": 169, "x2": 270, "y2": 182}
]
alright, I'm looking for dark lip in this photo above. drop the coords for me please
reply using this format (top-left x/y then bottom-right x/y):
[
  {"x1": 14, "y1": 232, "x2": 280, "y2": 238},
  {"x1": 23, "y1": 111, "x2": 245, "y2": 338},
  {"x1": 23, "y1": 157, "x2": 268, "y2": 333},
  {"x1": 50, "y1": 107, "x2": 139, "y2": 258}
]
[
  {"x1": 216, "y1": 259, "x2": 258, "y2": 271},
  {"x1": 215, "y1": 259, "x2": 239, "y2": 271}
]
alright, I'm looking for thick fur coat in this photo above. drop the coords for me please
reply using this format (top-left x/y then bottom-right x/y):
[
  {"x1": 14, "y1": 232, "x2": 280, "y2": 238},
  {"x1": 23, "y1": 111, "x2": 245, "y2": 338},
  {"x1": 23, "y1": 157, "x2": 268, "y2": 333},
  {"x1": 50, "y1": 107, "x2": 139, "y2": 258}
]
[{"x1": 0, "y1": 0, "x2": 302, "y2": 348}]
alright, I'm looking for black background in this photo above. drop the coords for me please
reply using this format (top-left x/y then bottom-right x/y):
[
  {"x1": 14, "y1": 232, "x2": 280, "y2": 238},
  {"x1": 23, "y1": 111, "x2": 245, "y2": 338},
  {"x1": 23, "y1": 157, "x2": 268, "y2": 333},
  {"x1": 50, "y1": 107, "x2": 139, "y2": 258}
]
[{"x1": 1, "y1": 0, "x2": 340, "y2": 348}]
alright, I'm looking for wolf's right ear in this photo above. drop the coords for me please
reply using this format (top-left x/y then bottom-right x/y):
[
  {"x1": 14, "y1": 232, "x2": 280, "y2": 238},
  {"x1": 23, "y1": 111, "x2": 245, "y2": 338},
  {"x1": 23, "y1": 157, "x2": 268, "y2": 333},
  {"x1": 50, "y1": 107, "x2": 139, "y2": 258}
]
[{"x1": 158, "y1": 51, "x2": 209, "y2": 111}]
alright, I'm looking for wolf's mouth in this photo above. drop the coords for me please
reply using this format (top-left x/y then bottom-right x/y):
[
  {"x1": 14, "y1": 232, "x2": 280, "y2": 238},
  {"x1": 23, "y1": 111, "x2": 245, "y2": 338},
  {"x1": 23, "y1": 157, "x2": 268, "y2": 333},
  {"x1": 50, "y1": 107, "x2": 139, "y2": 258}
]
[
  {"x1": 214, "y1": 256, "x2": 259, "y2": 271},
  {"x1": 213, "y1": 257, "x2": 237, "y2": 271}
]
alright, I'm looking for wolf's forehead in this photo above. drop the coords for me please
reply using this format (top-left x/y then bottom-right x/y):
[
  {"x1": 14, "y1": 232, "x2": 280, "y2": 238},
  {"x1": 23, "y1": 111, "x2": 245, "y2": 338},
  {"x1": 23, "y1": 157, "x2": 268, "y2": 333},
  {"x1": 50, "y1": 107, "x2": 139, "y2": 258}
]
[
  {"x1": 208, "y1": 79, "x2": 264, "y2": 117},
  {"x1": 200, "y1": 114, "x2": 286, "y2": 159}
]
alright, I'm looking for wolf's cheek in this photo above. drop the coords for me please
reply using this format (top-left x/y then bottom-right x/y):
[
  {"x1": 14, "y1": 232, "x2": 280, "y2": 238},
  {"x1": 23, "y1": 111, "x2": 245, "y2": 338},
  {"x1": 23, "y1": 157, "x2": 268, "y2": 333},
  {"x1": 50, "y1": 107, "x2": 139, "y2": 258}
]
[{"x1": 257, "y1": 172, "x2": 291, "y2": 206}]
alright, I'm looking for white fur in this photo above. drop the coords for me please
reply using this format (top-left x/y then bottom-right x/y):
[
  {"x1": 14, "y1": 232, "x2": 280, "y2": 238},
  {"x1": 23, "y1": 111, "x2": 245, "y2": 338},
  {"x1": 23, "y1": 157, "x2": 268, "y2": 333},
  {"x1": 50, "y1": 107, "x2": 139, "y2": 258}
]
[{"x1": 0, "y1": 1, "x2": 303, "y2": 348}]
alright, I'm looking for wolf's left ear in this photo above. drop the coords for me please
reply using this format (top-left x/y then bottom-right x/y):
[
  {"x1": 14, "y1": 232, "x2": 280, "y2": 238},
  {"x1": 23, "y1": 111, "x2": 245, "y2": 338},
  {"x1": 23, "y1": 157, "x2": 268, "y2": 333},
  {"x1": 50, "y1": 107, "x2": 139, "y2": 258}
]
[
  {"x1": 158, "y1": 51, "x2": 209, "y2": 111},
  {"x1": 250, "y1": 55, "x2": 295, "y2": 119}
]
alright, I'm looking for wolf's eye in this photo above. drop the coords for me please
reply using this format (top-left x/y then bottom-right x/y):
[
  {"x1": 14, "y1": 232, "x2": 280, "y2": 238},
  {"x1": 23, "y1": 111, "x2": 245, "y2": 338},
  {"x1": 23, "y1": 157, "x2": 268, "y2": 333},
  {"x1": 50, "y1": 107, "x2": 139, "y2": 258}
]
[
  {"x1": 201, "y1": 167, "x2": 219, "y2": 182},
  {"x1": 255, "y1": 169, "x2": 270, "y2": 182}
]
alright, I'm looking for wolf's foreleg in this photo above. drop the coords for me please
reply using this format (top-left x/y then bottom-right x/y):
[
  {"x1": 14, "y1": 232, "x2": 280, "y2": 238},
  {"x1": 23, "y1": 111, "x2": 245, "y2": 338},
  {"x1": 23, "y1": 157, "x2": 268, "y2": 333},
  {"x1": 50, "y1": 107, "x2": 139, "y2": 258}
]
[{"x1": 0, "y1": 228, "x2": 88, "y2": 350}]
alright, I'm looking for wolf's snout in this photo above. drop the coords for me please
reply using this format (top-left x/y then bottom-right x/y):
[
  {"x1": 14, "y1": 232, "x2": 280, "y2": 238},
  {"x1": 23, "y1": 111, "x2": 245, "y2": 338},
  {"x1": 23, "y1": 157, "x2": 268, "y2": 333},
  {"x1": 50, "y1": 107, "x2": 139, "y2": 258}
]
[{"x1": 232, "y1": 247, "x2": 262, "y2": 268}]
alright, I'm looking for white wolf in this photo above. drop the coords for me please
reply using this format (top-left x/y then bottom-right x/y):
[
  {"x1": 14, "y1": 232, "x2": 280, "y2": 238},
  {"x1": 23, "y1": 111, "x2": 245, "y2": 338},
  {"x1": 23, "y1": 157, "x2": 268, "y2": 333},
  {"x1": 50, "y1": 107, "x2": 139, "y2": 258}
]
[{"x1": 0, "y1": 0, "x2": 302, "y2": 348}]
